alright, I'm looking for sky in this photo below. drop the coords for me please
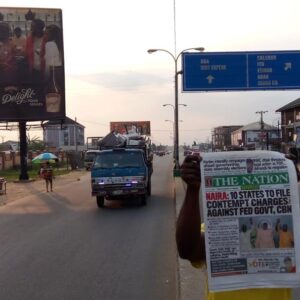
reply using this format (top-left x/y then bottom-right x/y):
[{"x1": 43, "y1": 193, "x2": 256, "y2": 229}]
[{"x1": 1, "y1": 0, "x2": 300, "y2": 146}]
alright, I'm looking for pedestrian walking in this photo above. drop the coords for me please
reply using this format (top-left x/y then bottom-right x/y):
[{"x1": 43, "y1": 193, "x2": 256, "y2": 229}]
[{"x1": 41, "y1": 161, "x2": 54, "y2": 192}]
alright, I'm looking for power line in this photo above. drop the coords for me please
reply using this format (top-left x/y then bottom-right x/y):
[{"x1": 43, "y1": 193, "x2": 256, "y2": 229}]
[
  {"x1": 151, "y1": 128, "x2": 212, "y2": 132},
  {"x1": 76, "y1": 119, "x2": 108, "y2": 126}
]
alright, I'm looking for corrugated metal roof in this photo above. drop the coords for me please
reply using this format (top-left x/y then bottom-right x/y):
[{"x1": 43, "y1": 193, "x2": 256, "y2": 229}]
[
  {"x1": 276, "y1": 98, "x2": 300, "y2": 112},
  {"x1": 232, "y1": 121, "x2": 277, "y2": 132}
]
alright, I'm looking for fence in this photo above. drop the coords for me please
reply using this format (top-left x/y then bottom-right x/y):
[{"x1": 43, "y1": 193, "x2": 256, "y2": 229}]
[{"x1": 0, "y1": 151, "x2": 85, "y2": 171}]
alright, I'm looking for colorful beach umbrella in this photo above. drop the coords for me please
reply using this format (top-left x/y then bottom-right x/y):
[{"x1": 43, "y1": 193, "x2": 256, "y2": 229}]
[{"x1": 32, "y1": 152, "x2": 58, "y2": 164}]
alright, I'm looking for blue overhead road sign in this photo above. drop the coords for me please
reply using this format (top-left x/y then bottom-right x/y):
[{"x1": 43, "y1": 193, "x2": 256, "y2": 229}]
[{"x1": 182, "y1": 51, "x2": 300, "y2": 92}]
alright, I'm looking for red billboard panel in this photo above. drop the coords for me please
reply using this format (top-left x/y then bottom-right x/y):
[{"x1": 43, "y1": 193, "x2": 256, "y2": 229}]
[
  {"x1": 110, "y1": 121, "x2": 151, "y2": 135},
  {"x1": 0, "y1": 7, "x2": 65, "y2": 121}
]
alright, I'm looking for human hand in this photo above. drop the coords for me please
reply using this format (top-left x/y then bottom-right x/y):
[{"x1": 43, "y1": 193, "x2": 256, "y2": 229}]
[{"x1": 180, "y1": 155, "x2": 201, "y2": 189}]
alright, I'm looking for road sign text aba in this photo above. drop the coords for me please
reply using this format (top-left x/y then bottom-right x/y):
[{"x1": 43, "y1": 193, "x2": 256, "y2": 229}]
[{"x1": 182, "y1": 51, "x2": 300, "y2": 92}]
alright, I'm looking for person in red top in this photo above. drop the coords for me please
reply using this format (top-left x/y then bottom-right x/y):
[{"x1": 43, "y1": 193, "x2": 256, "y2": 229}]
[
  {"x1": 283, "y1": 257, "x2": 296, "y2": 273},
  {"x1": 41, "y1": 161, "x2": 54, "y2": 192}
]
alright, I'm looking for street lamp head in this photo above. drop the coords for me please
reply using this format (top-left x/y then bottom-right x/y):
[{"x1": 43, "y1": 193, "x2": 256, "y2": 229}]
[
  {"x1": 149, "y1": 46, "x2": 204, "y2": 171},
  {"x1": 194, "y1": 47, "x2": 205, "y2": 52},
  {"x1": 147, "y1": 49, "x2": 158, "y2": 54},
  {"x1": 163, "y1": 103, "x2": 174, "y2": 108}
]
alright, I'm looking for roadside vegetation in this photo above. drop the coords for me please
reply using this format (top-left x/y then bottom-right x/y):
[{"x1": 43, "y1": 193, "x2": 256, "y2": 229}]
[{"x1": 0, "y1": 164, "x2": 71, "y2": 182}]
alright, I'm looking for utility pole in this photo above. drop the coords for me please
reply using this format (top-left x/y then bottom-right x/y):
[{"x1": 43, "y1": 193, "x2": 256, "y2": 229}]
[
  {"x1": 75, "y1": 116, "x2": 78, "y2": 153},
  {"x1": 256, "y1": 111, "x2": 268, "y2": 149}
]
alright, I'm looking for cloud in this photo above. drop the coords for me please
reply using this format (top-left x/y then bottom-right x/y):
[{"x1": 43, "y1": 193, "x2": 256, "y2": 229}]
[{"x1": 70, "y1": 71, "x2": 168, "y2": 91}]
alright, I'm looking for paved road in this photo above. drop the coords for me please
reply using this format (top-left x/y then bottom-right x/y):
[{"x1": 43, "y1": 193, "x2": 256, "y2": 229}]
[{"x1": 0, "y1": 155, "x2": 178, "y2": 300}]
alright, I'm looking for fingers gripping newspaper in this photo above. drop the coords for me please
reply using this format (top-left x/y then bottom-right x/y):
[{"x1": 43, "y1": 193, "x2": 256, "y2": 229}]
[{"x1": 201, "y1": 150, "x2": 300, "y2": 291}]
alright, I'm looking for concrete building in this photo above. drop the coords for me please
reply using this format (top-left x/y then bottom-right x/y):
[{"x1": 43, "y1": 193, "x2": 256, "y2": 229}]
[
  {"x1": 231, "y1": 121, "x2": 280, "y2": 150},
  {"x1": 43, "y1": 117, "x2": 85, "y2": 151},
  {"x1": 211, "y1": 125, "x2": 243, "y2": 151},
  {"x1": 276, "y1": 98, "x2": 300, "y2": 153}
]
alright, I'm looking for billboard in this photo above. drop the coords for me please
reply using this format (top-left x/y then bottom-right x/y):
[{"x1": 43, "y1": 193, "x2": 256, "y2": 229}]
[
  {"x1": 0, "y1": 7, "x2": 65, "y2": 121},
  {"x1": 110, "y1": 121, "x2": 151, "y2": 135}
]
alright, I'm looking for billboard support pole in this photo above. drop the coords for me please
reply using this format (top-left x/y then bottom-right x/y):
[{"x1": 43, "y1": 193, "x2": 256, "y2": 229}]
[{"x1": 19, "y1": 121, "x2": 29, "y2": 180}]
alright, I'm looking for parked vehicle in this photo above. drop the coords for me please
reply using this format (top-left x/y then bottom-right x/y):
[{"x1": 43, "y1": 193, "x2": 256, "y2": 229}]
[{"x1": 84, "y1": 150, "x2": 100, "y2": 170}]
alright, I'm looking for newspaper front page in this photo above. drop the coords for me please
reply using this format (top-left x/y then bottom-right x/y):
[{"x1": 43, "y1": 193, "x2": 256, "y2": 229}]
[{"x1": 201, "y1": 150, "x2": 300, "y2": 291}]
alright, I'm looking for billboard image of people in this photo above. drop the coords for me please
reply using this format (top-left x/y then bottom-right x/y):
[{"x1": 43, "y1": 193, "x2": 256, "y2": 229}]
[
  {"x1": 0, "y1": 7, "x2": 65, "y2": 121},
  {"x1": 110, "y1": 121, "x2": 151, "y2": 135}
]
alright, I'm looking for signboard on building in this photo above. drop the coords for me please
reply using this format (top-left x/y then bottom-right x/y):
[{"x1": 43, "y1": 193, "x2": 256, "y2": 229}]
[
  {"x1": 110, "y1": 121, "x2": 151, "y2": 135},
  {"x1": 182, "y1": 51, "x2": 300, "y2": 92},
  {"x1": 0, "y1": 7, "x2": 65, "y2": 121}
]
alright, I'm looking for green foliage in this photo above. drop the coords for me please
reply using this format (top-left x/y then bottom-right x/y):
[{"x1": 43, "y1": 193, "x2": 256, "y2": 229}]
[
  {"x1": 27, "y1": 136, "x2": 45, "y2": 151},
  {"x1": 0, "y1": 167, "x2": 70, "y2": 181}
]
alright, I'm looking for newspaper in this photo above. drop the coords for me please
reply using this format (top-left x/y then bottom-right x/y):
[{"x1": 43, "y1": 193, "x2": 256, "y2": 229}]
[{"x1": 201, "y1": 150, "x2": 300, "y2": 291}]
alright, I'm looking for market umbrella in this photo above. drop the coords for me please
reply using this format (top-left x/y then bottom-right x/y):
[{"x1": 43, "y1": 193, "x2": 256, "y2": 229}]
[{"x1": 32, "y1": 152, "x2": 58, "y2": 164}]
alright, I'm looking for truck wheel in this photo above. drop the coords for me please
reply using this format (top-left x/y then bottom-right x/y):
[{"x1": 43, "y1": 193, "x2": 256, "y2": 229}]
[
  {"x1": 141, "y1": 194, "x2": 147, "y2": 206},
  {"x1": 147, "y1": 180, "x2": 151, "y2": 196},
  {"x1": 96, "y1": 196, "x2": 105, "y2": 208}
]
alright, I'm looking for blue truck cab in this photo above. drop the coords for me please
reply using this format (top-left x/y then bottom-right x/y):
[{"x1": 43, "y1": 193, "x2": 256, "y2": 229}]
[{"x1": 91, "y1": 147, "x2": 152, "y2": 207}]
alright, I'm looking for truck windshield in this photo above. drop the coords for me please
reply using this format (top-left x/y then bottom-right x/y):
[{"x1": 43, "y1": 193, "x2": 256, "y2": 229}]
[{"x1": 93, "y1": 152, "x2": 144, "y2": 169}]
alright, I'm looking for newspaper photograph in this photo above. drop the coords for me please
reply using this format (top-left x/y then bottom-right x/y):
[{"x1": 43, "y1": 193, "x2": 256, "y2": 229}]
[{"x1": 201, "y1": 150, "x2": 300, "y2": 291}]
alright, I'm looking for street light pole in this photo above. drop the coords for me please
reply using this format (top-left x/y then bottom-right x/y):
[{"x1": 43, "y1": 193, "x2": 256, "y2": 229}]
[
  {"x1": 148, "y1": 47, "x2": 204, "y2": 169},
  {"x1": 163, "y1": 103, "x2": 187, "y2": 160},
  {"x1": 165, "y1": 119, "x2": 183, "y2": 155},
  {"x1": 165, "y1": 119, "x2": 175, "y2": 155},
  {"x1": 174, "y1": 60, "x2": 179, "y2": 168}
]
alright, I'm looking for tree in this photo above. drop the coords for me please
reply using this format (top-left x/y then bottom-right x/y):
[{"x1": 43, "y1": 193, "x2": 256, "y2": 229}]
[{"x1": 27, "y1": 135, "x2": 45, "y2": 151}]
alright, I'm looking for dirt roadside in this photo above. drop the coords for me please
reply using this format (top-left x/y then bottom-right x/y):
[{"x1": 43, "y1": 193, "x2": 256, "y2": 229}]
[{"x1": 0, "y1": 169, "x2": 88, "y2": 205}]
